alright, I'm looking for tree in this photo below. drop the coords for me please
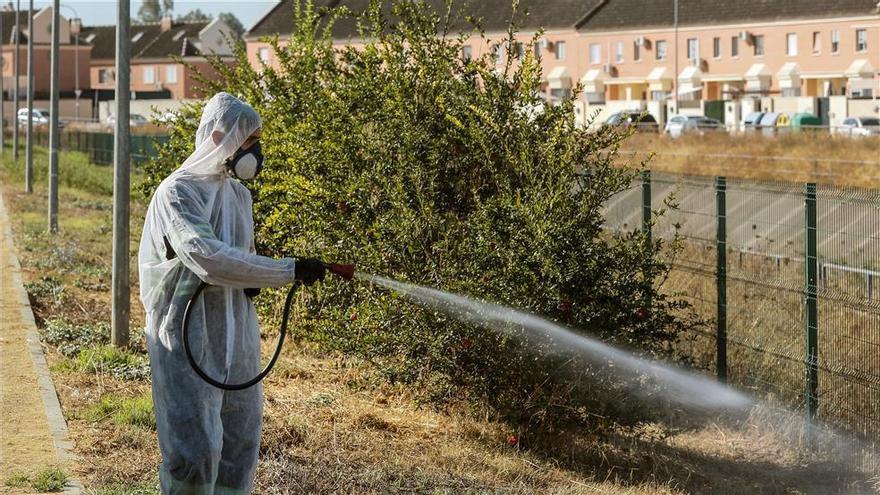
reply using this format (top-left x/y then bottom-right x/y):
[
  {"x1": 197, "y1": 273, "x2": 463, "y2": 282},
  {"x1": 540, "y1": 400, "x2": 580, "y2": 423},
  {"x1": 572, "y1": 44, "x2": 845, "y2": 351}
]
[
  {"x1": 177, "y1": 9, "x2": 211, "y2": 22},
  {"x1": 218, "y1": 12, "x2": 245, "y2": 37},
  {"x1": 137, "y1": 0, "x2": 174, "y2": 23}
]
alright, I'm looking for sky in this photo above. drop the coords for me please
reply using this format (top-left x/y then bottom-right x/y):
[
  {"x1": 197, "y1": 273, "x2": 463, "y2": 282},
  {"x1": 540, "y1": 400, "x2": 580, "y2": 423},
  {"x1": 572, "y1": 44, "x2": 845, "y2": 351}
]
[{"x1": 14, "y1": 1, "x2": 280, "y2": 29}]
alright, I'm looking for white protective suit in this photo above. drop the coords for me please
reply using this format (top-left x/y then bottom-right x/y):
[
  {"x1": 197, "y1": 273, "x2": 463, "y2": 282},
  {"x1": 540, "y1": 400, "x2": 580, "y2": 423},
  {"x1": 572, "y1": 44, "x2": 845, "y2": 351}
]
[{"x1": 139, "y1": 92, "x2": 297, "y2": 494}]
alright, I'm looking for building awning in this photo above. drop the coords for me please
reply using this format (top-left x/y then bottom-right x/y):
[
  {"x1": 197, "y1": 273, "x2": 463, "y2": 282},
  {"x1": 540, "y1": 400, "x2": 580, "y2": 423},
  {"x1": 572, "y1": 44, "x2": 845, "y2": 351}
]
[
  {"x1": 845, "y1": 59, "x2": 875, "y2": 80},
  {"x1": 745, "y1": 63, "x2": 770, "y2": 91},
  {"x1": 677, "y1": 65, "x2": 702, "y2": 92},
  {"x1": 801, "y1": 72, "x2": 846, "y2": 79},
  {"x1": 702, "y1": 75, "x2": 745, "y2": 83},
  {"x1": 580, "y1": 69, "x2": 604, "y2": 93},
  {"x1": 672, "y1": 86, "x2": 703, "y2": 97},
  {"x1": 647, "y1": 67, "x2": 671, "y2": 91},
  {"x1": 777, "y1": 62, "x2": 801, "y2": 90},
  {"x1": 547, "y1": 66, "x2": 572, "y2": 90},
  {"x1": 603, "y1": 77, "x2": 648, "y2": 85}
]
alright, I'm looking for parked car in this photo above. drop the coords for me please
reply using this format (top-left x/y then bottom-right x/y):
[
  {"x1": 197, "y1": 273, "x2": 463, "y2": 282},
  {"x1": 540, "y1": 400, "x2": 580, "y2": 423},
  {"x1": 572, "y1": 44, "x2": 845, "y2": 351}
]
[
  {"x1": 742, "y1": 111, "x2": 764, "y2": 131},
  {"x1": 835, "y1": 116, "x2": 880, "y2": 137},
  {"x1": 603, "y1": 111, "x2": 659, "y2": 132},
  {"x1": 17, "y1": 108, "x2": 51, "y2": 127},
  {"x1": 664, "y1": 115, "x2": 724, "y2": 138},
  {"x1": 105, "y1": 113, "x2": 150, "y2": 127}
]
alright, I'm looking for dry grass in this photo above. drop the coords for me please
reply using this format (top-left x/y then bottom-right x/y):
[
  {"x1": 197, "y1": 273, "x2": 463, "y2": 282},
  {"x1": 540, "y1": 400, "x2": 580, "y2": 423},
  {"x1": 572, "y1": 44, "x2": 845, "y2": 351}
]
[
  {"x1": 2, "y1": 156, "x2": 877, "y2": 494},
  {"x1": 620, "y1": 132, "x2": 880, "y2": 188}
]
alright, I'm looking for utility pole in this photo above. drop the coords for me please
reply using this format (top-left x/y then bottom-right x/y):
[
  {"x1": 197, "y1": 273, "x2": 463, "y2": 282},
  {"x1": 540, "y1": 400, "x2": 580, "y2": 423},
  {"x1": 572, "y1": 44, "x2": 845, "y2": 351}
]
[
  {"x1": 672, "y1": 0, "x2": 679, "y2": 116},
  {"x1": 48, "y1": 0, "x2": 59, "y2": 233},
  {"x1": 12, "y1": 0, "x2": 19, "y2": 162},
  {"x1": 112, "y1": 0, "x2": 131, "y2": 347},
  {"x1": 24, "y1": 0, "x2": 32, "y2": 194},
  {"x1": 1, "y1": 10, "x2": 5, "y2": 156}
]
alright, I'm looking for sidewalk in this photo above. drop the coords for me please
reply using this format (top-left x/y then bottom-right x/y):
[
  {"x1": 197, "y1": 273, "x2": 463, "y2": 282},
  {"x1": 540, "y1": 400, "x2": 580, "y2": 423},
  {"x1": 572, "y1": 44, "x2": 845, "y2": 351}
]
[{"x1": 0, "y1": 191, "x2": 79, "y2": 492}]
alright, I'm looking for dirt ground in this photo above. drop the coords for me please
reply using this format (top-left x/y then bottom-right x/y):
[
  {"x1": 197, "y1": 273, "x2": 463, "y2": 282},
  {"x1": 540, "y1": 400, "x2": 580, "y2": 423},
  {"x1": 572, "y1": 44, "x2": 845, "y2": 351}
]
[{"x1": 2, "y1": 165, "x2": 878, "y2": 493}]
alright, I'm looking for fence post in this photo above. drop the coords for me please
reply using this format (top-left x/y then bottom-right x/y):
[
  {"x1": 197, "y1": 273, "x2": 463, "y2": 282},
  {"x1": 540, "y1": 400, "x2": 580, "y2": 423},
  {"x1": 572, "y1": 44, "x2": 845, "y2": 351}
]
[
  {"x1": 804, "y1": 183, "x2": 819, "y2": 437},
  {"x1": 641, "y1": 170, "x2": 651, "y2": 241},
  {"x1": 716, "y1": 177, "x2": 727, "y2": 383}
]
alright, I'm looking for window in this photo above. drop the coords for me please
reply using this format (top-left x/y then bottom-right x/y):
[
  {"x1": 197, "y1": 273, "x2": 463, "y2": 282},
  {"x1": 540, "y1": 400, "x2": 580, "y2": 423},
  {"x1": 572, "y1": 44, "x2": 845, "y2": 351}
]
[
  {"x1": 533, "y1": 44, "x2": 541, "y2": 61},
  {"x1": 555, "y1": 41, "x2": 566, "y2": 60},
  {"x1": 753, "y1": 35, "x2": 764, "y2": 56},
  {"x1": 98, "y1": 68, "x2": 114, "y2": 84},
  {"x1": 781, "y1": 88, "x2": 801, "y2": 97},
  {"x1": 687, "y1": 38, "x2": 698, "y2": 60},
  {"x1": 633, "y1": 39, "x2": 641, "y2": 61},
  {"x1": 615, "y1": 41, "x2": 624, "y2": 63},
  {"x1": 590, "y1": 43, "x2": 601, "y2": 64},
  {"x1": 856, "y1": 29, "x2": 867, "y2": 52},
  {"x1": 258, "y1": 47, "x2": 270, "y2": 62},
  {"x1": 831, "y1": 30, "x2": 839, "y2": 53},
  {"x1": 492, "y1": 44, "x2": 503, "y2": 64},
  {"x1": 143, "y1": 66, "x2": 155, "y2": 84},
  {"x1": 786, "y1": 33, "x2": 797, "y2": 55},
  {"x1": 461, "y1": 45, "x2": 472, "y2": 61},
  {"x1": 585, "y1": 91, "x2": 604, "y2": 103},
  {"x1": 165, "y1": 65, "x2": 177, "y2": 84},
  {"x1": 713, "y1": 37, "x2": 721, "y2": 58},
  {"x1": 812, "y1": 32, "x2": 820, "y2": 54},
  {"x1": 650, "y1": 90, "x2": 669, "y2": 101},
  {"x1": 515, "y1": 42, "x2": 525, "y2": 59},
  {"x1": 655, "y1": 40, "x2": 667, "y2": 60},
  {"x1": 731, "y1": 36, "x2": 739, "y2": 57}
]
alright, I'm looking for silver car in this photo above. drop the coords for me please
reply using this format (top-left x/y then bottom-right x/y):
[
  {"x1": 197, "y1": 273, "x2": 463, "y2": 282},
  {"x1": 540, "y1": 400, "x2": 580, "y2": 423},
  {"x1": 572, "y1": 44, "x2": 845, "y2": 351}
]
[
  {"x1": 837, "y1": 116, "x2": 880, "y2": 137},
  {"x1": 664, "y1": 115, "x2": 724, "y2": 138}
]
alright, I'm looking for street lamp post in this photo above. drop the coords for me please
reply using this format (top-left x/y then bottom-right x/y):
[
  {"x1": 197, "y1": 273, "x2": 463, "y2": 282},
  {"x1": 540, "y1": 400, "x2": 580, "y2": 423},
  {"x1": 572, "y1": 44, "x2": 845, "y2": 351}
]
[
  {"x1": 59, "y1": 5, "x2": 81, "y2": 121},
  {"x1": 25, "y1": 0, "x2": 32, "y2": 194},
  {"x1": 673, "y1": 0, "x2": 679, "y2": 117},
  {"x1": 12, "y1": 0, "x2": 18, "y2": 161}
]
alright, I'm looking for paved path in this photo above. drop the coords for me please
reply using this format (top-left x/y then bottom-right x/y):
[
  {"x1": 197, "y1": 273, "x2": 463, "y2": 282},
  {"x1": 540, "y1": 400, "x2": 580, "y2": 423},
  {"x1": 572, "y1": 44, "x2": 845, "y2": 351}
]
[{"x1": 0, "y1": 191, "x2": 78, "y2": 492}]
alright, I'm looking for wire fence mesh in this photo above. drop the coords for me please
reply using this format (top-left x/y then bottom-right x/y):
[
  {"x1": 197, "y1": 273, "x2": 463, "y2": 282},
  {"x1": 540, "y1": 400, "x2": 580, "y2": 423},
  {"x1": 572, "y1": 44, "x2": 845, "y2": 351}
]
[
  {"x1": 21, "y1": 128, "x2": 168, "y2": 165},
  {"x1": 604, "y1": 170, "x2": 880, "y2": 472}
]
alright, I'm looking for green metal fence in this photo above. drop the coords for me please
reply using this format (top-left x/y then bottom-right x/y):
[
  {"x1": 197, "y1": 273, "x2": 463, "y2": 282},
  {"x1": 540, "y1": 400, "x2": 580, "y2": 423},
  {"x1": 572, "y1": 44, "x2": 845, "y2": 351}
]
[
  {"x1": 605, "y1": 171, "x2": 880, "y2": 469},
  {"x1": 32, "y1": 129, "x2": 168, "y2": 166}
]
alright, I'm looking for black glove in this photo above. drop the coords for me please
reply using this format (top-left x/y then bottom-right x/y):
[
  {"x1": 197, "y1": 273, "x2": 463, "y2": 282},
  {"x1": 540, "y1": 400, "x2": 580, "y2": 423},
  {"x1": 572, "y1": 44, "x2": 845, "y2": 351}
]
[
  {"x1": 294, "y1": 258, "x2": 326, "y2": 286},
  {"x1": 244, "y1": 288, "x2": 261, "y2": 299}
]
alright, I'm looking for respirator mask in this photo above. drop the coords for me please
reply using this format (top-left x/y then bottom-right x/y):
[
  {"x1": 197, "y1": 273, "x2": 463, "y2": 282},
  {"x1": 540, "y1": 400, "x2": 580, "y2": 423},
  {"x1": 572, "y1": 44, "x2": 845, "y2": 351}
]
[{"x1": 225, "y1": 142, "x2": 264, "y2": 181}]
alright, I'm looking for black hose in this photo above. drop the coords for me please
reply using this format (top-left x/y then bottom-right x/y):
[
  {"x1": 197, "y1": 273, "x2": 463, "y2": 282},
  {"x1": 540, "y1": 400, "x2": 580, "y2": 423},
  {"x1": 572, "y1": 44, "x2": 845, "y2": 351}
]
[{"x1": 182, "y1": 281, "x2": 299, "y2": 391}]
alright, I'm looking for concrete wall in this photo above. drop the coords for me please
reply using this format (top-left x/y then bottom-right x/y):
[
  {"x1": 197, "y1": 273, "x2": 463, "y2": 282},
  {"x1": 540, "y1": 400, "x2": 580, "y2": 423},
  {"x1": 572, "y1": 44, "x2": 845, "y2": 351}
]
[
  {"x1": 98, "y1": 98, "x2": 196, "y2": 123},
  {"x1": 848, "y1": 98, "x2": 880, "y2": 119}
]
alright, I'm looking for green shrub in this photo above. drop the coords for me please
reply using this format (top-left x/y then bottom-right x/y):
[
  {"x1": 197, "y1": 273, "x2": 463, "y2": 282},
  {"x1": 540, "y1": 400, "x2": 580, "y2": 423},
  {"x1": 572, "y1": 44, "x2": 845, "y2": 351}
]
[
  {"x1": 3, "y1": 466, "x2": 68, "y2": 492},
  {"x1": 3, "y1": 472, "x2": 30, "y2": 487},
  {"x1": 30, "y1": 466, "x2": 68, "y2": 492},
  {"x1": 76, "y1": 345, "x2": 151, "y2": 381},
  {"x1": 41, "y1": 319, "x2": 110, "y2": 357},
  {"x1": 0, "y1": 148, "x2": 115, "y2": 196},
  {"x1": 83, "y1": 393, "x2": 156, "y2": 430},
  {"x1": 143, "y1": 0, "x2": 697, "y2": 431}
]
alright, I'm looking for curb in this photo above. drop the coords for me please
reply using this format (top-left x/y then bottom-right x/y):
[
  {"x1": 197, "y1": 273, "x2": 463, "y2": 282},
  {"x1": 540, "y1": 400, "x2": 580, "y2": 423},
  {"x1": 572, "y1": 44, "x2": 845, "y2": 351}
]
[{"x1": 0, "y1": 192, "x2": 82, "y2": 494}]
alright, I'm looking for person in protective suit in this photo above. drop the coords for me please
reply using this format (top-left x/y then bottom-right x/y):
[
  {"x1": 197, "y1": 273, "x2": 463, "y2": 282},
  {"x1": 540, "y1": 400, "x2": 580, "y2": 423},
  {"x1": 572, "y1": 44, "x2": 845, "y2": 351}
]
[{"x1": 139, "y1": 92, "x2": 325, "y2": 493}]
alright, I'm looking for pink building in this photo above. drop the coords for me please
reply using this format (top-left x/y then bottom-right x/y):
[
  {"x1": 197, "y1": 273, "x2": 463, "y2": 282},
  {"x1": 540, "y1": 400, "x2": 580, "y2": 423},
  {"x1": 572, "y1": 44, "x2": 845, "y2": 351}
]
[
  {"x1": 246, "y1": 0, "x2": 880, "y2": 126},
  {"x1": 83, "y1": 16, "x2": 236, "y2": 101}
]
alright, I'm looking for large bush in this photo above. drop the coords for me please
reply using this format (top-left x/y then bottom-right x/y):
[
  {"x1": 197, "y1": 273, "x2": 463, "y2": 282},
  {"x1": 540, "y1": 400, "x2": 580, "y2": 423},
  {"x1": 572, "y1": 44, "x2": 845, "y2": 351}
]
[{"x1": 144, "y1": 0, "x2": 696, "y2": 432}]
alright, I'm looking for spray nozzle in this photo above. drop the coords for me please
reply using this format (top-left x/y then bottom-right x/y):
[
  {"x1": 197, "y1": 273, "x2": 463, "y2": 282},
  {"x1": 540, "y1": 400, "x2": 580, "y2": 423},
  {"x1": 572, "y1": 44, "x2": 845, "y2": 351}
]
[{"x1": 323, "y1": 262, "x2": 356, "y2": 281}]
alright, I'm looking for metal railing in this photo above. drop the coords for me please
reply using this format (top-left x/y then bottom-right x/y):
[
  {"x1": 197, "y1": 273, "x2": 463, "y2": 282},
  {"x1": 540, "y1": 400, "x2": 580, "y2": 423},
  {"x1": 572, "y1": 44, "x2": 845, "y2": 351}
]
[
  {"x1": 22, "y1": 128, "x2": 168, "y2": 165},
  {"x1": 604, "y1": 171, "x2": 880, "y2": 470}
]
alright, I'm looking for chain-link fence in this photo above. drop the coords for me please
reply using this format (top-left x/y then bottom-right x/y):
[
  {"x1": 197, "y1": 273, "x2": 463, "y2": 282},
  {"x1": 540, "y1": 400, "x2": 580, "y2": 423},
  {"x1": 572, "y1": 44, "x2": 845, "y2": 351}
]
[
  {"x1": 604, "y1": 171, "x2": 880, "y2": 471},
  {"x1": 22, "y1": 128, "x2": 168, "y2": 165}
]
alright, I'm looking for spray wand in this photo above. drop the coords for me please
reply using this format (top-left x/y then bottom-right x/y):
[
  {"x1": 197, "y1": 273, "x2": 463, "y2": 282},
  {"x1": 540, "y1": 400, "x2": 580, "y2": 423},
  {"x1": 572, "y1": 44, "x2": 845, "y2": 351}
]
[{"x1": 182, "y1": 261, "x2": 356, "y2": 391}]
